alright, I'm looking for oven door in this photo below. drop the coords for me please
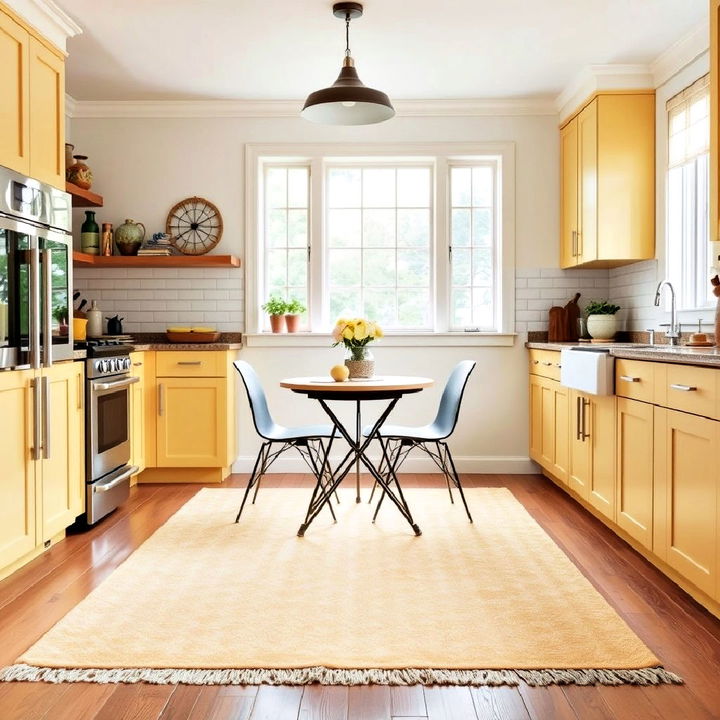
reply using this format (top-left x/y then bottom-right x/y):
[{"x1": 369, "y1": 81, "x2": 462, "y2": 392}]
[{"x1": 88, "y1": 374, "x2": 139, "y2": 481}]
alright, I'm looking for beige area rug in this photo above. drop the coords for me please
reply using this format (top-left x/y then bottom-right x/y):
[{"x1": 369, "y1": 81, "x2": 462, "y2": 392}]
[{"x1": 1, "y1": 488, "x2": 680, "y2": 686}]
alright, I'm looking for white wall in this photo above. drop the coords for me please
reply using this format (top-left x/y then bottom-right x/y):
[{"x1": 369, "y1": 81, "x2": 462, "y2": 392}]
[{"x1": 70, "y1": 111, "x2": 563, "y2": 472}]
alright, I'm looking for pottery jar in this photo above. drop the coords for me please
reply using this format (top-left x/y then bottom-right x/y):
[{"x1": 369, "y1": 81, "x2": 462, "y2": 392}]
[{"x1": 115, "y1": 219, "x2": 146, "y2": 256}]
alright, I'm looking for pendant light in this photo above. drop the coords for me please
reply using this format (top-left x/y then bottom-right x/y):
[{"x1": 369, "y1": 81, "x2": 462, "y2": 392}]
[{"x1": 301, "y1": 2, "x2": 395, "y2": 125}]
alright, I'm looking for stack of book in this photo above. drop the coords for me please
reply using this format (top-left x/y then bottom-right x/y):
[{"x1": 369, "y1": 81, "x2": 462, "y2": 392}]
[{"x1": 137, "y1": 233, "x2": 176, "y2": 256}]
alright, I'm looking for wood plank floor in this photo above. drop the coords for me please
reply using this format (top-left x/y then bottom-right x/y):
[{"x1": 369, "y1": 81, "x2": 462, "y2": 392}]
[{"x1": 0, "y1": 473, "x2": 719, "y2": 719}]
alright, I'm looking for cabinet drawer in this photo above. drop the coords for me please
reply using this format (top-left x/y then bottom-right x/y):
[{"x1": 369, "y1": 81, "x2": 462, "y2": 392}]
[
  {"x1": 615, "y1": 359, "x2": 654, "y2": 403},
  {"x1": 155, "y1": 351, "x2": 225, "y2": 378},
  {"x1": 655, "y1": 363, "x2": 718, "y2": 420},
  {"x1": 529, "y1": 350, "x2": 561, "y2": 380}
]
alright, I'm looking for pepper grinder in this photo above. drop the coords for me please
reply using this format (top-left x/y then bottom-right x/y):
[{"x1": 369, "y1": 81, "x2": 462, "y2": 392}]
[{"x1": 86, "y1": 300, "x2": 103, "y2": 338}]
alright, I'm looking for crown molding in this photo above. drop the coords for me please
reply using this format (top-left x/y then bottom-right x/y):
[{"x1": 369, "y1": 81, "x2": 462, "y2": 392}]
[
  {"x1": 556, "y1": 64, "x2": 654, "y2": 123},
  {"x1": 64, "y1": 96, "x2": 557, "y2": 120},
  {"x1": 651, "y1": 21, "x2": 709, "y2": 88},
  {"x1": 4, "y1": 0, "x2": 82, "y2": 51}
]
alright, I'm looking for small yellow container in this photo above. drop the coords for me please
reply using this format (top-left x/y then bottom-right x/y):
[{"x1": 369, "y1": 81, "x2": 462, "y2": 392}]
[{"x1": 73, "y1": 317, "x2": 88, "y2": 341}]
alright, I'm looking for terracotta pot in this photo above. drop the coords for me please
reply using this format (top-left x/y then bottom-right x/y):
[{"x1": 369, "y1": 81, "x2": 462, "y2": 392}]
[
  {"x1": 269, "y1": 314, "x2": 285, "y2": 333},
  {"x1": 285, "y1": 314, "x2": 300, "y2": 333}
]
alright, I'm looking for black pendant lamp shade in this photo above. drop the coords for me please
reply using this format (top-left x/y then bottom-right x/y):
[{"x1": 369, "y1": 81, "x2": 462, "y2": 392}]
[{"x1": 301, "y1": 3, "x2": 395, "y2": 125}]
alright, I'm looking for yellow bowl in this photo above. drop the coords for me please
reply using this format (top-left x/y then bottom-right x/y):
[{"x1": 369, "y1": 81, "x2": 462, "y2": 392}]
[{"x1": 73, "y1": 317, "x2": 88, "y2": 341}]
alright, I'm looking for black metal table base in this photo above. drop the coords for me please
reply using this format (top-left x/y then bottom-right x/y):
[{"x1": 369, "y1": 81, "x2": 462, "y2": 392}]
[{"x1": 297, "y1": 396, "x2": 421, "y2": 537}]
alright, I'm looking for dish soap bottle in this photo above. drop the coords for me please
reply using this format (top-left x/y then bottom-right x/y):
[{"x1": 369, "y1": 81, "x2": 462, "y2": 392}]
[
  {"x1": 86, "y1": 300, "x2": 103, "y2": 338},
  {"x1": 81, "y1": 211, "x2": 100, "y2": 255}
]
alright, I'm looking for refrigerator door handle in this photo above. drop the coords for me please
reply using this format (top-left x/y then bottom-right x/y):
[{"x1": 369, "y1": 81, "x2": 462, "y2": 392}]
[
  {"x1": 42, "y1": 247, "x2": 53, "y2": 367},
  {"x1": 29, "y1": 246, "x2": 40, "y2": 370}
]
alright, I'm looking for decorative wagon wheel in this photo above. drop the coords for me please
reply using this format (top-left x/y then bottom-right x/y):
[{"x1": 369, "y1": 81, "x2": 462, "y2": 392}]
[{"x1": 165, "y1": 196, "x2": 223, "y2": 255}]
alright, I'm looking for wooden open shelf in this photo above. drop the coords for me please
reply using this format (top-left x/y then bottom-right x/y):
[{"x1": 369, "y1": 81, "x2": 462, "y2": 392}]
[
  {"x1": 72, "y1": 251, "x2": 241, "y2": 268},
  {"x1": 66, "y1": 181, "x2": 104, "y2": 208}
]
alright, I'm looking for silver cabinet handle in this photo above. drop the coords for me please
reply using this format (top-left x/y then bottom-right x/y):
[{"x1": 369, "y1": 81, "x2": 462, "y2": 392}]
[
  {"x1": 29, "y1": 247, "x2": 40, "y2": 370},
  {"x1": 541, "y1": 361, "x2": 553, "y2": 366},
  {"x1": 178, "y1": 361, "x2": 202, "y2": 366},
  {"x1": 93, "y1": 376, "x2": 140, "y2": 392},
  {"x1": 42, "y1": 248, "x2": 53, "y2": 368},
  {"x1": 93, "y1": 466, "x2": 138, "y2": 493},
  {"x1": 575, "y1": 396, "x2": 582, "y2": 440},
  {"x1": 532, "y1": 360, "x2": 539, "y2": 364},
  {"x1": 41, "y1": 375, "x2": 50, "y2": 459},
  {"x1": 577, "y1": 230, "x2": 583, "y2": 257},
  {"x1": 31, "y1": 377, "x2": 42, "y2": 461},
  {"x1": 670, "y1": 384, "x2": 697, "y2": 392},
  {"x1": 158, "y1": 383, "x2": 165, "y2": 416},
  {"x1": 581, "y1": 397, "x2": 590, "y2": 440},
  {"x1": 619, "y1": 376, "x2": 640, "y2": 383},
  {"x1": 572, "y1": 230, "x2": 577, "y2": 256}
]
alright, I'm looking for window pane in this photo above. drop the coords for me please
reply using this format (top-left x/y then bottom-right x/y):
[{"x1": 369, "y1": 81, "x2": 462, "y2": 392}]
[
  {"x1": 452, "y1": 248, "x2": 471, "y2": 286},
  {"x1": 451, "y1": 288, "x2": 472, "y2": 327},
  {"x1": 267, "y1": 209, "x2": 287, "y2": 247},
  {"x1": 364, "y1": 289, "x2": 396, "y2": 326},
  {"x1": 287, "y1": 249, "x2": 307, "y2": 287},
  {"x1": 266, "y1": 168, "x2": 287, "y2": 208},
  {"x1": 363, "y1": 249, "x2": 396, "y2": 287},
  {"x1": 473, "y1": 287, "x2": 493, "y2": 327},
  {"x1": 287, "y1": 168, "x2": 308, "y2": 208},
  {"x1": 329, "y1": 249, "x2": 361, "y2": 287},
  {"x1": 398, "y1": 289, "x2": 430, "y2": 328},
  {"x1": 451, "y1": 209, "x2": 471, "y2": 247},
  {"x1": 472, "y1": 248, "x2": 493, "y2": 285},
  {"x1": 397, "y1": 209, "x2": 430, "y2": 247},
  {"x1": 330, "y1": 288, "x2": 361, "y2": 320},
  {"x1": 472, "y1": 209, "x2": 492, "y2": 246},
  {"x1": 397, "y1": 167, "x2": 430, "y2": 207},
  {"x1": 267, "y1": 249, "x2": 287, "y2": 287},
  {"x1": 472, "y1": 166, "x2": 493, "y2": 206},
  {"x1": 329, "y1": 209, "x2": 361, "y2": 247},
  {"x1": 288, "y1": 209, "x2": 307, "y2": 247},
  {"x1": 363, "y1": 209, "x2": 395, "y2": 247},
  {"x1": 451, "y1": 167, "x2": 471, "y2": 206},
  {"x1": 328, "y1": 168, "x2": 361, "y2": 208},
  {"x1": 397, "y1": 249, "x2": 429, "y2": 287},
  {"x1": 363, "y1": 168, "x2": 395, "y2": 207}
]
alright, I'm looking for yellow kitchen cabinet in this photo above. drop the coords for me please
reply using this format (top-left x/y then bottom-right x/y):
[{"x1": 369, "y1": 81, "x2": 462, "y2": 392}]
[
  {"x1": 41, "y1": 361, "x2": 84, "y2": 540},
  {"x1": 156, "y1": 377, "x2": 228, "y2": 467},
  {"x1": 559, "y1": 92, "x2": 655, "y2": 268},
  {"x1": 568, "y1": 391, "x2": 616, "y2": 519},
  {"x1": 529, "y1": 373, "x2": 569, "y2": 484},
  {"x1": 129, "y1": 352, "x2": 146, "y2": 479},
  {"x1": 616, "y1": 397, "x2": 654, "y2": 550},
  {"x1": 0, "y1": 369, "x2": 36, "y2": 569},
  {"x1": 654, "y1": 407, "x2": 719, "y2": 598},
  {"x1": 0, "y1": 10, "x2": 29, "y2": 175},
  {"x1": 28, "y1": 36, "x2": 64, "y2": 188}
]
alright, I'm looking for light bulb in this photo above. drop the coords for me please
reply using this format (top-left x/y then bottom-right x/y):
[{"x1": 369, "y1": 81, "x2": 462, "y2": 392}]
[{"x1": 342, "y1": 101, "x2": 356, "y2": 108}]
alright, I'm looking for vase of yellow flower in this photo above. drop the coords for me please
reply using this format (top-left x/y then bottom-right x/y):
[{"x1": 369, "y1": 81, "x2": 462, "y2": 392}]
[{"x1": 331, "y1": 317, "x2": 383, "y2": 379}]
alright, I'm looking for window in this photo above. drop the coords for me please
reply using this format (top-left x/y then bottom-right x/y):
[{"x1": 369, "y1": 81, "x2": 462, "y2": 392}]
[
  {"x1": 247, "y1": 143, "x2": 515, "y2": 339},
  {"x1": 666, "y1": 74, "x2": 711, "y2": 311}
]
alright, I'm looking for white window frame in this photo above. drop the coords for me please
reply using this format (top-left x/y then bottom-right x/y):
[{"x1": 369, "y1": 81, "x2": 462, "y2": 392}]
[{"x1": 244, "y1": 143, "x2": 516, "y2": 347}]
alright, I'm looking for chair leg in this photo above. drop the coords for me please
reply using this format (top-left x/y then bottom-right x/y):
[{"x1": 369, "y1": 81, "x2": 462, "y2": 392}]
[
  {"x1": 235, "y1": 442, "x2": 268, "y2": 522},
  {"x1": 437, "y1": 441, "x2": 455, "y2": 503},
  {"x1": 442, "y1": 442, "x2": 473, "y2": 523},
  {"x1": 252, "y1": 443, "x2": 270, "y2": 504}
]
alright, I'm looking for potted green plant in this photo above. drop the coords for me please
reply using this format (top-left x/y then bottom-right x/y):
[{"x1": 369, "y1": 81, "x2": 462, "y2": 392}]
[
  {"x1": 262, "y1": 295, "x2": 288, "y2": 333},
  {"x1": 585, "y1": 300, "x2": 621, "y2": 341},
  {"x1": 284, "y1": 298, "x2": 307, "y2": 333}
]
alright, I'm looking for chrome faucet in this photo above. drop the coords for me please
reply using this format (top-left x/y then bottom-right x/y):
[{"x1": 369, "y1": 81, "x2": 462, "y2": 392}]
[{"x1": 654, "y1": 280, "x2": 680, "y2": 345}]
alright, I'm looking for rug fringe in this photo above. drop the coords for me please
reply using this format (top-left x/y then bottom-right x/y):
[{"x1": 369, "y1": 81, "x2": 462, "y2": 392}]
[{"x1": 0, "y1": 664, "x2": 682, "y2": 686}]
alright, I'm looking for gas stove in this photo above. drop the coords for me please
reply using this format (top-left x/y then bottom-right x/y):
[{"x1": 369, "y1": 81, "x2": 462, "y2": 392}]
[{"x1": 75, "y1": 338, "x2": 134, "y2": 359}]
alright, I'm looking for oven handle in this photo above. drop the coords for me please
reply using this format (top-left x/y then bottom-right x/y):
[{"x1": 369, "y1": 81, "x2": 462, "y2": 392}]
[
  {"x1": 93, "y1": 466, "x2": 138, "y2": 493},
  {"x1": 92, "y1": 376, "x2": 140, "y2": 392}
]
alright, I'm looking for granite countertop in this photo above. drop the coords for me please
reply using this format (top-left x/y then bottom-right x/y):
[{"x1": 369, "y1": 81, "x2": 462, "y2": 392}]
[
  {"x1": 131, "y1": 342, "x2": 242, "y2": 352},
  {"x1": 526, "y1": 341, "x2": 720, "y2": 368},
  {"x1": 73, "y1": 349, "x2": 87, "y2": 360}
]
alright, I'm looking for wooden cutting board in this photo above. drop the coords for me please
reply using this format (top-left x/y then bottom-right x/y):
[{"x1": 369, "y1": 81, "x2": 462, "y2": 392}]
[{"x1": 565, "y1": 293, "x2": 581, "y2": 341}]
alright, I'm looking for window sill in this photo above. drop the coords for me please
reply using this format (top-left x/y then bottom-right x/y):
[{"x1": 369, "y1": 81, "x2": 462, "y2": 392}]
[{"x1": 244, "y1": 332, "x2": 517, "y2": 348}]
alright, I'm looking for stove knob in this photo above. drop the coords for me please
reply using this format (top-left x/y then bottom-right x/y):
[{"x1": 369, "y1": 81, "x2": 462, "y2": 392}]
[
  {"x1": 96, "y1": 360, "x2": 106, "y2": 374},
  {"x1": 102, "y1": 360, "x2": 111, "y2": 373},
  {"x1": 124, "y1": 357, "x2": 131, "y2": 371},
  {"x1": 110, "y1": 359, "x2": 118, "y2": 373}
]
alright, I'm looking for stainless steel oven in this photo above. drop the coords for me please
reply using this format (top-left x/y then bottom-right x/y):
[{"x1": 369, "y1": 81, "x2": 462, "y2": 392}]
[{"x1": 85, "y1": 345, "x2": 138, "y2": 524}]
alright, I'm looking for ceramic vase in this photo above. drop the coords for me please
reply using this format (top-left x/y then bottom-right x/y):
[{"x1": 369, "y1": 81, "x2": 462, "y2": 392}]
[
  {"x1": 115, "y1": 219, "x2": 146, "y2": 256},
  {"x1": 586, "y1": 314, "x2": 617, "y2": 341}
]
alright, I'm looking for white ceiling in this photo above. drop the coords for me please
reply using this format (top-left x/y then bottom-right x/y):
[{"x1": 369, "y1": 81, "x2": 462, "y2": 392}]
[{"x1": 58, "y1": 0, "x2": 707, "y2": 102}]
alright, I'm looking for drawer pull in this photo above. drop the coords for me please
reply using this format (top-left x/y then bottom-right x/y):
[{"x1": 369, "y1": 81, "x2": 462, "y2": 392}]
[
  {"x1": 532, "y1": 360, "x2": 540, "y2": 364},
  {"x1": 541, "y1": 361, "x2": 553, "y2": 366},
  {"x1": 133, "y1": 362, "x2": 143, "y2": 367},
  {"x1": 178, "y1": 361, "x2": 203, "y2": 366},
  {"x1": 619, "y1": 375, "x2": 640, "y2": 383},
  {"x1": 670, "y1": 384, "x2": 697, "y2": 392}
]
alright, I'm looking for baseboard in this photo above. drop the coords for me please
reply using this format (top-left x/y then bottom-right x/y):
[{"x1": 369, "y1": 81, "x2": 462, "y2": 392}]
[{"x1": 231, "y1": 455, "x2": 536, "y2": 475}]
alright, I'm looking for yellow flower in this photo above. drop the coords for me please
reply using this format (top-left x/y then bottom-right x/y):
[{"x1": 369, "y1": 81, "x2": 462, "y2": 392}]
[
  {"x1": 354, "y1": 320, "x2": 368, "y2": 340},
  {"x1": 374, "y1": 323, "x2": 384, "y2": 338},
  {"x1": 342, "y1": 325, "x2": 355, "y2": 340}
]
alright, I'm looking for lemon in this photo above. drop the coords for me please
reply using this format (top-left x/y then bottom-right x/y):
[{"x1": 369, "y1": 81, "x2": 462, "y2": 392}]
[{"x1": 330, "y1": 364, "x2": 349, "y2": 382}]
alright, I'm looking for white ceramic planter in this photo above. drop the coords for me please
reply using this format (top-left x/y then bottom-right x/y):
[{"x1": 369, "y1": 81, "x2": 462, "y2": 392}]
[{"x1": 586, "y1": 314, "x2": 618, "y2": 340}]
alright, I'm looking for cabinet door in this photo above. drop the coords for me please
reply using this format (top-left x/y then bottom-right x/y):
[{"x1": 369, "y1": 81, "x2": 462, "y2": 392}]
[
  {"x1": 588, "y1": 394, "x2": 616, "y2": 520},
  {"x1": 654, "y1": 409, "x2": 718, "y2": 597},
  {"x1": 156, "y1": 377, "x2": 227, "y2": 467},
  {"x1": 577, "y1": 100, "x2": 598, "y2": 264},
  {"x1": 616, "y1": 397, "x2": 654, "y2": 550},
  {"x1": 0, "y1": 370, "x2": 36, "y2": 569},
  {"x1": 130, "y1": 353, "x2": 146, "y2": 476},
  {"x1": 28, "y1": 37, "x2": 64, "y2": 189},
  {"x1": 568, "y1": 390, "x2": 591, "y2": 499},
  {"x1": 560, "y1": 116, "x2": 579, "y2": 269},
  {"x1": 0, "y1": 12, "x2": 29, "y2": 175},
  {"x1": 552, "y1": 383, "x2": 570, "y2": 484},
  {"x1": 529, "y1": 374, "x2": 543, "y2": 464},
  {"x1": 41, "y1": 362, "x2": 84, "y2": 539}
]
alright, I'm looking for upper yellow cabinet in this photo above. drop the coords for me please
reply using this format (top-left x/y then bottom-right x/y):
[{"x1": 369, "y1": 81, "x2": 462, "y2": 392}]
[
  {"x1": 0, "y1": 4, "x2": 65, "y2": 189},
  {"x1": 560, "y1": 92, "x2": 656, "y2": 269}
]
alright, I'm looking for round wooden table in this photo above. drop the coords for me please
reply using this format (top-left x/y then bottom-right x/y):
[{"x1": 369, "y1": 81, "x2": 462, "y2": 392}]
[{"x1": 280, "y1": 375, "x2": 434, "y2": 536}]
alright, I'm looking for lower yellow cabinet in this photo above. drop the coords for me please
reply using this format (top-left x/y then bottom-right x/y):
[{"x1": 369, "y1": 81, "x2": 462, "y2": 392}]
[
  {"x1": 129, "y1": 352, "x2": 146, "y2": 477},
  {"x1": 156, "y1": 377, "x2": 228, "y2": 467},
  {"x1": 529, "y1": 373, "x2": 569, "y2": 483},
  {"x1": 616, "y1": 397, "x2": 654, "y2": 550},
  {"x1": 654, "y1": 408, "x2": 719, "y2": 598}
]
